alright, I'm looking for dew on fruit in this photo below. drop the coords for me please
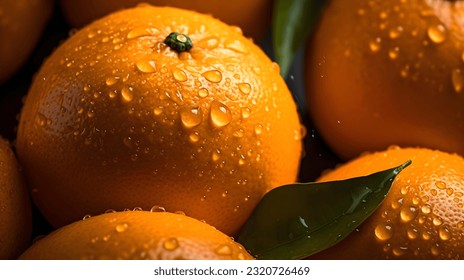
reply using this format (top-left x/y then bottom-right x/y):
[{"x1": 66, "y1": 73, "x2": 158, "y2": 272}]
[
  {"x1": 226, "y1": 40, "x2": 248, "y2": 54},
  {"x1": 400, "y1": 186, "x2": 409, "y2": 195},
  {"x1": 106, "y1": 76, "x2": 119, "y2": 86},
  {"x1": 388, "y1": 47, "x2": 400, "y2": 60},
  {"x1": 451, "y1": 68, "x2": 463, "y2": 93},
  {"x1": 238, "y1": 83, "x2": 252, "y2": 94},
  {"x1": 172, "y1": 68, "x2": 188, "y2": 82},
  {"x1": 174, "y1": 210, "x2": 185, "y2": 215},
  {"x1": 150, "y1": 205, "x2": 166, "y2": 212},
  {"x1": 391, "y1": 198, "x2": 403, "y2": 210},
  {"x1": 374, "y1": 222, "x2": 393, "y2": 241},
  {"x1": 407, "y1": 227, "x2": 419, "y2": 240},
  {"x1": 82, "y1": 214, "x2": 92, "y2": 220},
  {"x1": 392, "y1": 246, "x2": 408, "y2": 257},
  {"x1": 369, "y1": 37, "x2": 381, "y2": 52},
  {"x1": 238, "y1": 155, "x2": 246, "y2": 166},
  {"x1": 431, "y1": 244, "x2": 440, "y2": 256},
  {"x1": 202, "y1": 70, "x2": 222, "y2": 83},
  {"x1": 457, "y1": 221, "x2": 464, "y2": 229},
  {"x1": 153, "y1": 106, "x2": 163, "y2": 116},
  {"x1": 222, "y1": 191, "x2": 228, "y2": 198},
  {"x1": 400, "y1": 206, "x2": 418, "y2": 223},
  {"x1": 439, "y1": 226, "x2": 451, "y2": 241},
  {"x1": 212, "y1": 149, "x2": 221, "y2": 162},
  {"x1": 233, "y1": 129, "x2": 244, "y2": 138},
  {"x1": 427, "y1": 24, "x2": 447, "y2": 44},
  {"x1": 163, "y1": 238, "x2": 179, "y2": 251},
  {"x1": 433, "y1": 216, "x2": 443, "y2": 226},
  {"x1": 389, "y1": 26, "x2": 404, "y2": 39},
  {"x1": 215, "y1": 244, "x2": 232, "y2": 256},
  {"x1": 435, "y1": 181, "x2": 446, "y2": 190},
  {"x1": 446, "y1": 188, "x2": 454, "y2": 196},
  {"x1": 421, "y1": 204, "x2": 432, "y2": 214},
  {"x1": 126, "y1": 27, "x2": 159, "y2": 39},
  {"x1": 241, "y1": 107, "x2": 251, "y2": 119},
  {"x1": 135, "y1": 60, "x2": 156, "y2": 73},
  {"x1": 254, "y1": 124, "x2": 263, "y2": 135},
  {"x1": 210, "y1": 100, "x2": 231, "y2": 127},
  {"x1": 180, "y1": 106, "x2": 202, "y2": 128},
  {"x1": 400, "y1": 64, "x2": 410, "y2": 78},
  {"x1": 115, "y1": 223, "x2": 128, "y2": 233},
  {"x1": 189, "y1": 132, "x2": 200, "y2": 143},
  {"x1": 422, "y1": 231, "x2": 432, "y2": 240},
  {"x1": 198, "y1": 88, "x2": 209, "y2": 98}
]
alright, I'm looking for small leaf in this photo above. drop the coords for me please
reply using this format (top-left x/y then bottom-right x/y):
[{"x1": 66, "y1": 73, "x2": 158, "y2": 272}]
[
  {"x1": 272, "y1": 0, "x2": 328, "y2": 77},
  {"x1": 238, "y1": 160, "x2": 411, "y2": 260}
]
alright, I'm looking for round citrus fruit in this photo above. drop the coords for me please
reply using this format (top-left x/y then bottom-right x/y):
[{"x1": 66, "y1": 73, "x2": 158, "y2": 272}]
[
  {"x1": 19, "y1": 211, "x2": 254, "y2": 259},
  {"x1": 0, "y1": 0, "x2": 53, "y2": 84},
  {"x1": 0, "y1": 137, "x2": 32, "y2": 259},
  {"x1": 59, "y1": 0, "x2": 272, "y2": 40},
  {"x1": 305, "y1": 0, "x2": 464, "y2": 160},
  {"x1": 16, "y1": 5, "x2": 303, "y2": 236},
  {"x1": 311, "y1": 146, "x2": 464, "y2": 259}
]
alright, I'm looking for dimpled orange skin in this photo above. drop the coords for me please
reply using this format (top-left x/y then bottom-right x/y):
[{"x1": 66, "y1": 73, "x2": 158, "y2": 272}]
[
  {"x1": 305, "y1": 0, "x2": 464, "y2": 160},
  {"x1": 16, "y1": 5, "x2": 302, "y2": 236},
  {"x1": 19, "y1": 211, "x2": 254, "y2": 260},
  {"x1": 0, "y1": 137, "x2": 32, "y2": 259},
  {"x1": 0, "y1": 0, "x2": 53, "y2": 84},
  {"x1": 59, "y1": 0, "x2": 272, "y2": 40},
  {"x1": 310, "y1": 147, "x2": 464, "y2": 259}
]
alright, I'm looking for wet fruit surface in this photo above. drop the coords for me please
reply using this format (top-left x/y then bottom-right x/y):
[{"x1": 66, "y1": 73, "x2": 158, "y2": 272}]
[
  {"x1": 312, "y1": 147, "x2": 464, "y2": 259},
  {"x1": 19, "y1": 211, "x2": 254, "y2": 260},
  {"x1": 306, "y1": 0, "x2": 464, "y2": 160},
  {"x1": 15, "y1": 5, "x2": 303, "y2": 236}
]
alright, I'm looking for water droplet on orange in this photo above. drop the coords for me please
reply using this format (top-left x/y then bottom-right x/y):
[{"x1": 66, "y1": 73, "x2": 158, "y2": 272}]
[
  {"x1": 400, "y1": 206, "x2": 418, "y2": 222},
  {"x1": 233, "y1": 129, "x2": 244, "y2": 138},
  {"x1": 254, "y1": 124, "x2": 263, "y2": 135},
  {"x1": 153, "y1": 106, "x2": 163, "y2": 116},
  {"x1": 238, "y1": 83, "x2": 252, "y2": 94},
  {"x1": 451, "y1": 68, "x2": 463, "y2": 93},
  {"x1": 369, "y1": 37, "x2": 381, "y2": 52},
  {"x1": 407, "y1": 228, "x2": 419, "y2": 240},
  {"x1": 198, "y1": 88, "x2": 209, "y2": 98},
  {"x1": 241, "y1": 107, "x2": 251, "y2": 119},
  {"x1": 121, "y1": 86, "x2": 134, "y2": 102},
  {"x1": 202, "y1": 70, "x2": 222, "y2": 83},
  {"x1": 82, "y1": 214, "x2": 92, "y2": 220},
  {"x1": 435, "y1": 181, "x2": 446, "y2": 189},
  {"x1": 127, "y1": 27, "x2": 159, "y2": 39},
  {"x1": 389, "y1": 26, "x2": 404, "y2": 39},
  {"x1": 388, "y1": 47, "x2": 400, "y2": 60},
  {"x1": 163, "y1": 238, "x2": 179, "y2": 251},
  {"x1": 210, "y1": 100, "x2": 231, "y2": 127},
  {"x1": 421, "y1": 204, "x2": 432, "y2": 214},
  {"x1": 189, "y1": 132, "x2": 200, "y2": 143},
  {"x1": 172, "y1": 68, "x2": 188, "y2": 82},
  {"x1": 150, "y1": 205, "x2": 166, "y2": 212},
  {"x1": 427, "y1": 24, "x2": 447, "y2": 44},
  {"x1": 135, "y1": 60, "x2": 156, "y2": 73},
  {"x1": 115, "y1": 223, "x2": 128, "y2": 233},
  {"x1": 106, "y1": 77, "x2": 119, "y2": 86},
  {"x1": 392, "y1": 246, "x2": 408, "y2": 257},
  {"x1": 374, "y1": 223, "x2": 393, "y2": 241},
  {"x1": 439, "y1": 226, "x2": 451, "y2": 241},
  {"x1": 433, "y1": 216, "x2": 443, "y2": 226},
  {"x1": 226, "y1": 40, "x2": 248, "y2": 53},
  {"x1": 212, "y1": 149, "x2": 221, "y2": 162},
  {"x1": 180, "y1": 106, "x2": 202, "y2": 128},
  {"x1": 215, "y1": 244, "x2": 232, "y2": 256}
]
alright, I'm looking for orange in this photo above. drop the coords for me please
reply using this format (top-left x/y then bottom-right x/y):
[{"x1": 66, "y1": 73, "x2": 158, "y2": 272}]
[
  {"x1": 59, "y1": 0, "x2": 272, "y2": 40},
  {"x1": 19, "y1": 211, "x2": 254, "y2": 259},
  {"x1": 0, "y1": 137, "x2": 32, "y2": 259},
  {"x1": 311, "y1": 146, "x2": 464, "y2": 259},
  {"x1": 16, "y1": 5, "x2": 303, "y2": 236},
  {"x1": 0, "y1": 0, "x2": 53, "y2": 84},
  {"x1": 305, "y1": 0, "x2": 464, "y2": 160}
]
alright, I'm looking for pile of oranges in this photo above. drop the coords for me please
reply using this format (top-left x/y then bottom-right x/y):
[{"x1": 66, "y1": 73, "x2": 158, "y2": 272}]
[{"x1": 1, "y1": 0, "x2": 464, "y2": 260}]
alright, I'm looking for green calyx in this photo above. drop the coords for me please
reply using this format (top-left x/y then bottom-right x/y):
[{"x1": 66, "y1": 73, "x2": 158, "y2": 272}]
[{"x1": 164, "y1": 32, "x2": 193, "y2": 52}]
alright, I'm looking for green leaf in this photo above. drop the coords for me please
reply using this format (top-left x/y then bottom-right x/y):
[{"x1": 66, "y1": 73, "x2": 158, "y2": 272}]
[
  {"x1": 238, "y1": 160, "x2": 411, "y2": 260},
  {"x1": 272, "y1": 0, "x2": 328, "y2": 77}
]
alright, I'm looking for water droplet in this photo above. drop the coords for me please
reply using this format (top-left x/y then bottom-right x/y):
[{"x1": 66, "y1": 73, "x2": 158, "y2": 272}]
[
  {"x1": 254, "y1": 124, "x2": 263, "y2": 135},
  {"x1": 435, "y1": 181, "x2": 446, "y2": 189},
  {"x1": 433, "y1": 216, "x2": 443, "y2": 226},
  {"x1": 189, "y1": 132, "x2": 200, "y2": 143},
  {"x1": 389, "y1": 26, "x2": 404, "y2": 39},
  {"x1": 174, "y1": 210, "x2": 185, "y2": 215},
  {"x1": 163, "y1": 238, "x2": 179, "y2": 251},
  {"x1": 221, "y1": 191, "x2": 228, "y2": 197},
  {"x1": 457, "y1": 221, "x2": 464, "y2": 228},
  {"x1": 212, "y1": 149, "x2": 221, "y2": 162},
  {"x1": 226, "y1": 40, "x2": 248, "y2": 53},
  {"x1": 237, "y1": 82, "x2": 252, "y2": 94},
  {"x1": 431, "y1": 244, "x2": 440, "y2": 256},
  {"x1": 388, "y1": 47, "x2": 400, "y2": 60},
  {"x1": 400, "y1": 186, "x2": 409, "y2": 195},
  {"x1": 422, "y1": 231, "x2": 432, "y2": 240},
  {"x1": 202, "y1": 70, "x2": 222, "y2": 83},
  {"x1": 391, "y1": 198, "x2": 403, "y2": 209},
  {"x1": 82, "y1": 214, "x2": 92, "y2": 220},
  {"x1": 439, "y1": 226, "x2": 451, "y2": 241},
  {"x1": 121, "y1": 86, "x2": 134, "y2": 102},
  {"x1": 446, "y1": 188, "x2": 454, "y2": 196},
  {"x1": 392, "y1": 246, "x2": 408, "y2": 257},
  {"x1": 241, "y1": 107, "x2": 251, "y2": 119},
  {"x1": 238, "y1": 155, "x2": 246, "y2": 166},
  {"x1": 215, "y1": 244, "x2": 232, "y2": 256},
  {"x1": 369, "y1": 37, "x2": 382, "y2": 52},
  {"x1": 451, "y1": 68, "x2": 463, "y2": 93},
  {"x1": 407, "y1": 228, "x2": 419, "y2": 240},
  {"x1": 106, "y1": 77, "x2": 119, "y2": 86},
  {"x1": 172, "y1": 68, "x2": 188, "y2": 82},
  {"x1": 198, "y1": 88, "x2": 209, "y2": 98},
  {"x1": 374, "y1": 223, "x2": 393, "y2": 241},
  {"x1": 127, "y1": 27, "x2": 158, "y2": 39},
  {"x1": 400, "y1": 206, "x2": 418, "y2": 222},
  {"x1": 431, "y1": 189, "x2": 438, "y2": 196},
  {"x1": 400, "y1": 64, "x2": 410, "y2": 78},
  {"x1": 115, "y1": 223, "x2": 128, "y2": 233},
  {"x1": 233, "y1": 129, "x2": 244, "y2": 138},
  {"x1": 427, "y1": 24, "x2": 447, "y2": 44},
  {"x1": 180, "y1": 106, "x2": 202, "y2": 128},
  {"x1": 165, "y1": 90, "x2": 184, "y2": 105},
  {"x1": 135, "y1": 60, "x2": 156, "y2": 73},
  {"x1": 210, "y1": 100, "x2": 231, "y2": 127},
  {"x1": 421, "y1": 204, "x2": 432, "y2": 214},
  {"x1": 150, "y1": 205, "x2": 166, "y2": 212}
]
